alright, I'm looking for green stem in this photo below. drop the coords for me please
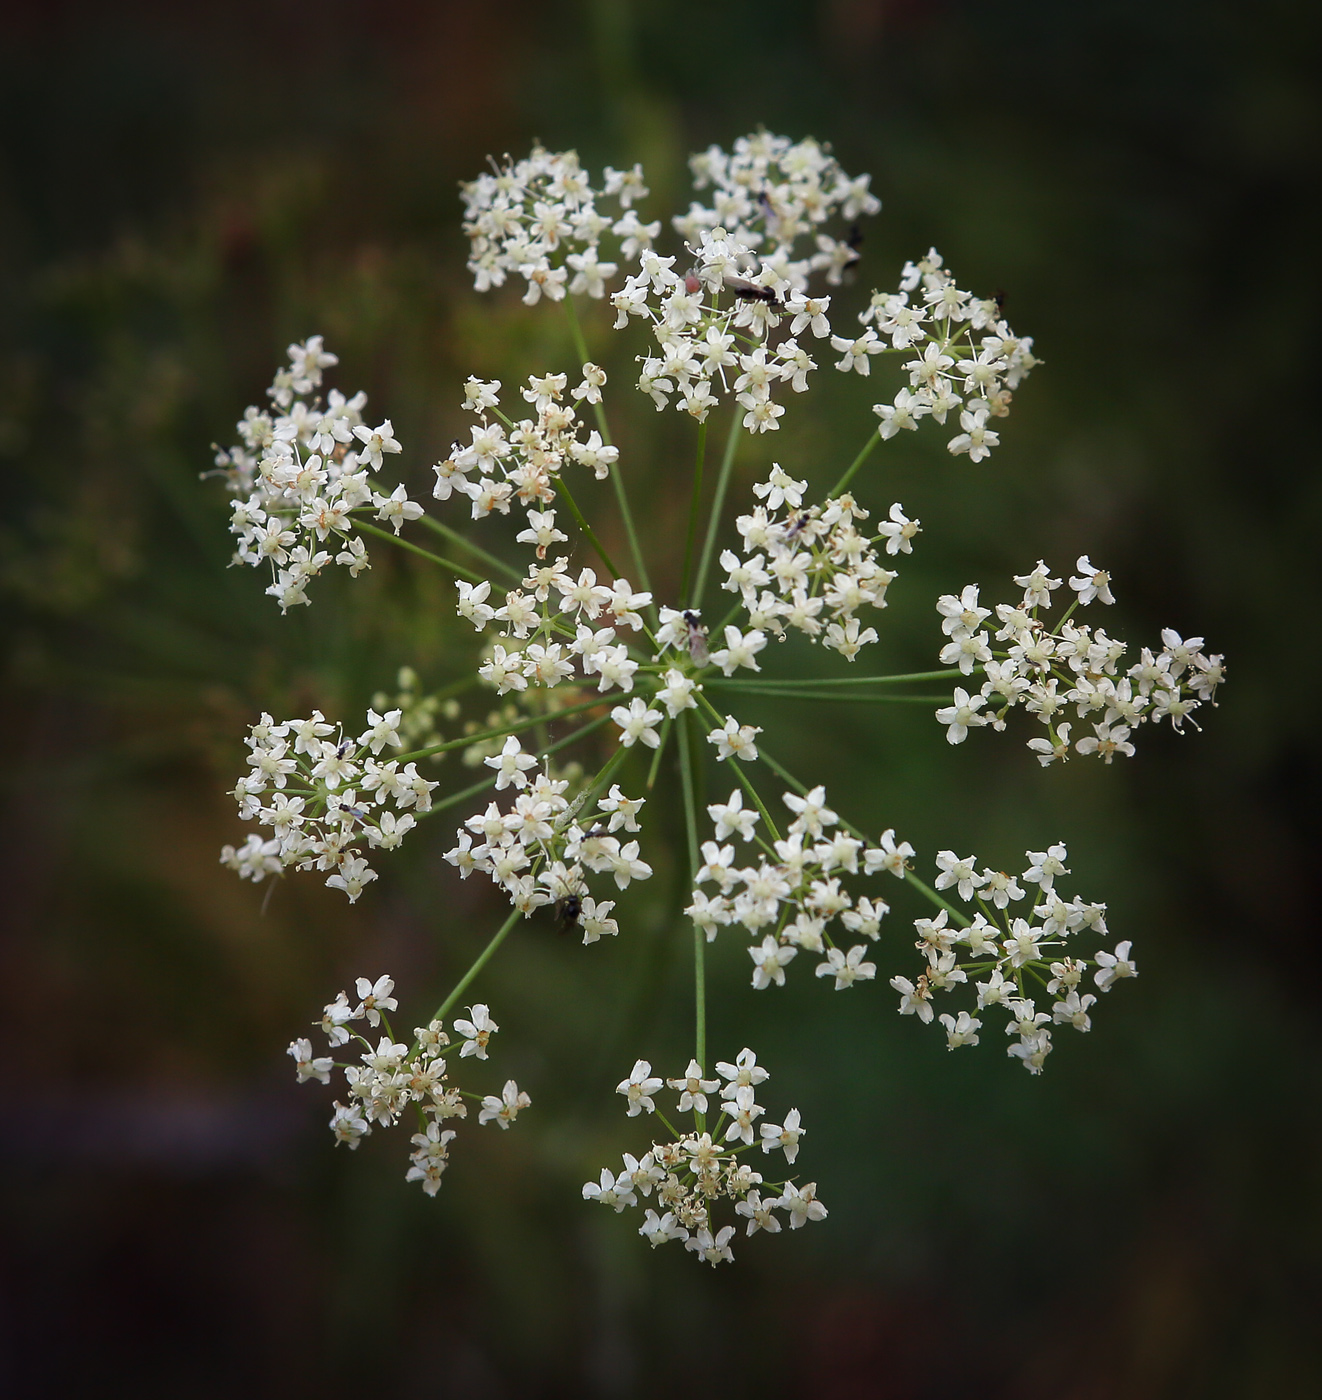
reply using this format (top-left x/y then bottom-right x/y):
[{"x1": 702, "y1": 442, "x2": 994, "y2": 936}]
[
  {"x1": 692, "y1": 410, "x2": 741, "y2": 610},
  {"x1": 703, "y1": 686, "x2": 951, "y2": 703},
  {"x1": 395, "y1": 693, "x2": 607, "y2": 763},
  {"x1": 554, "y1": 473, "x2": 624, "y2": 580},
  {"x1": 709, "y1": 668, "x2": 966, "y2": 688},
  {"x1": 417, "y1": 514, "x2": 523, "y2": 584},
  {"x1": 902, "y1": 870, "x2": 972, "y2": 929},
  {"x1": 415, "y1": 712, "x2": 613, "y2": 821},
  {"x1": 652, "y1": 1109, "x2": 684, "y2": 1142},
  {"x1": 563, "y1": 293, "x2": 611, "y2": 446},
  {"x1": 563, "y1": 295, "x2": 652, "y2": 595},
  {"x1": 574, "y1": 736, "x2": 632, "y2": 814},
  {"x1": 827, "y1": 427, "x2": 881, "y2": 498},
  {"x1": 351, "y1": 520, "x2": 484, "y2": 583},
  {"x1": 419, "y1": 773, "x2": 502, "y2": 820},
  {"x1": 681, "y1": 420, "x2": 708, "y2": 607},
  {"x1": 541, "y1": 711, "x2": 612, "y2": 757},
  {"x1": 610, "y1": 462, "x2": 653, "y2": 597},
  {"x1": 676, "y1": 710, "x2": 706, "y2": 1087},
  {"x1": 755, "y1": 740, "x2": 971, "y2": 928},
  {"x1": 727, "y1": 757, "x2": 782, "y2": 842},
  {"x1": 646, "y1": 717, "x2": 674, "y2": 790},
  {"x1": 713, "y1": 599, "x2": 745, "y2": 637},
  {"x1": 430, "y1": 907, "x2": 522, "y2": 1024},
  {"x1": 1054, "y1": 597, "x2": 1082, "y2": 630},
  {"x1": 691, "y1": 691, "x2": 784, "y2": 842}
]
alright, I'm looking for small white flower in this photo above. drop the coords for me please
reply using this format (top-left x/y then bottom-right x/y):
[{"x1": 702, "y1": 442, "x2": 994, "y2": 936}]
[
  {"x1": 611, "y1": 697, "x2": 664, "y2": 749},
  {"x1": 353, "y1": 419, "x2": 402, "y2": 469},
  {"x1": 1094, "y1": 940, "x2": 1138, "y2": 991},
  {"x1": 639, "y1": 1209, "x2": 689, "y2": 1247},
  {"x1": 708, "y1": 789, "x2": 759, "y2": 843},
  {"x1": 814, "y1": 944, "x2": 876, "y2": 990},
  {"x1": 749, "y1": 936, "x2": 797, "y2": 989},
  {"x1": 583, "y1": 1166, "x2": 637, "y2": 1212},
  {"x1": 1069, "y1": 555, "x2": 1115, "y2": 606},
  {"x1": 288, "y1": 1038, "x2": 333, "y2": 1084},
  {"x1": 354, "y1": 975, "x2": 398, "y2": 1026},
  {"x1": 453, "y1": 1004, "x2": 499, "y2": 1059},
  {"x1": 938, "y1": 1011, "x2": 982, "y2": 1049},
  {"x1": 935, "y1": 688, "x2": 988, "y2": 744},
  {"x1": 478, "y1": 1079, "x2": 531, "y2": 1129},
  {"x1": 707, "y1": 715, "x2": 762, "y2": 762},
  {"x1": 485, "y1": 736, "x2": 537, "y2": 790},
  {"x1": 686, "y1": 1224, "x2": 736, "y2": 1265},
  {"x1": 616, "y1": 1059, "x2": 663, "y2": 1116},
  {"x1": 758, "y1": 1108, "x2": 804, "y2": 1164},
  {"x1": 667, "y1": 1059, "x2": 721, "y2": 1114},
  {"x1": 777, "y1": 1182, "x2": 827, "y2": 1229}
]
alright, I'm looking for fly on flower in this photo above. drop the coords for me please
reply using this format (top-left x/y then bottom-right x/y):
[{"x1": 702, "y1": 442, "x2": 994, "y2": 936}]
[
  {"x1": 554, "y1": 892, "x2": 583, "y2": 936},
  {"x1": 684, "y1": 610, "x2": 711, "y2": 667},
  {"x1": 724, "y1": 274, "x2": 783, "y2": 305}
]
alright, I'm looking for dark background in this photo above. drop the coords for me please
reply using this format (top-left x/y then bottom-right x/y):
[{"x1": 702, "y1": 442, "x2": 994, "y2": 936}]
[{"x1": 2, "y1": 1, "x2": 1319, "y2": 1396}]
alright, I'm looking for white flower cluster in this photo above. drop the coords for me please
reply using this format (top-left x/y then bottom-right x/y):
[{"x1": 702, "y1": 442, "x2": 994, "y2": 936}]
[
  {"x1": 221, "y1": 708, "x2": 436, "y2": 902},
  {"x1": 889, "y1": 845, "x2": 1136, "y2": 1074},
  {"x1": 583, "y1": 1048, "x2": 826, "y2": 1264},
  {"x1": 461, "y1": 144, "x2": 652, "y2": 303},
  {"x1": 210, "y1": 337, "x2": 423, "y2": 611},
  {"x1": 435, "y1": 375, "x2": 679, "y2": 702},
  {"x1": 858, "y1": 248, "x2": 1039, "y2": 462},
  {"x1": 609, "y1": 224, "x2": 834, "y2": 429},
  {"x1": 933, "y1": 559, "x2": 1226, "y2": 760},
  {"x1": 200, "y1": 126, "x2": 1231, "y2": 1249},
  {"x1": 684, "y1": 784, "x2": 913, "y2": 991},
  {"x1": 676, "y1": 130, "x2": 880, "y2": 280},
  {"x1": 603, "y1": 130, "x2": 885, "y2": 429},
  {"x1": 457, "y1": 564, "x2": 654, "y2": 701},
  {"x1": 433, "y1": 369, "x2": 619, "y2": 520},
  {"x1": 443, "y1": 743, "x2": 650, "y2": 923},
  {"x1": 714, "y1": 464, "x2": 913, "y2": 660},
  {"x1": 290, "y1": 977, "x2": 528, "y2": 1196}
]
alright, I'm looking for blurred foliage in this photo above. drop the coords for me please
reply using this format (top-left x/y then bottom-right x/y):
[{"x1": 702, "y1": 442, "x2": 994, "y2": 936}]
[{"x1": 1, "y1": 0, "x2": 1319, "y2": 1396}]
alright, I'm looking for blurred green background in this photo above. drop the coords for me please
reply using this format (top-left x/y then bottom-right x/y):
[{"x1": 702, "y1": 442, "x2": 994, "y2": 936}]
[{"x1": 2, "y1": 1, "x2": 1318, "y2": 1395}]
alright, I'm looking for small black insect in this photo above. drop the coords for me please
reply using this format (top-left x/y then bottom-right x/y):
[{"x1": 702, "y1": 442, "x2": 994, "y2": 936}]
[
  {"x1": 841, "y1": 222, "x2": 864, "y2": 277},
  {"x1": 683, "y1": 609, "x2": 710, "y2": 668},
  {"x1": 724, "y1": 275, "x2": 782, "y2": 306},
  {"x1": 783, "y1": 512, "x2": 811, "y2": 544},
  {"x1": 554, "y1": 893, "x2": 582, "y2": 936},
  {"x1": 994, "y1": 289, "x2": 1008, "y2": 317}
]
